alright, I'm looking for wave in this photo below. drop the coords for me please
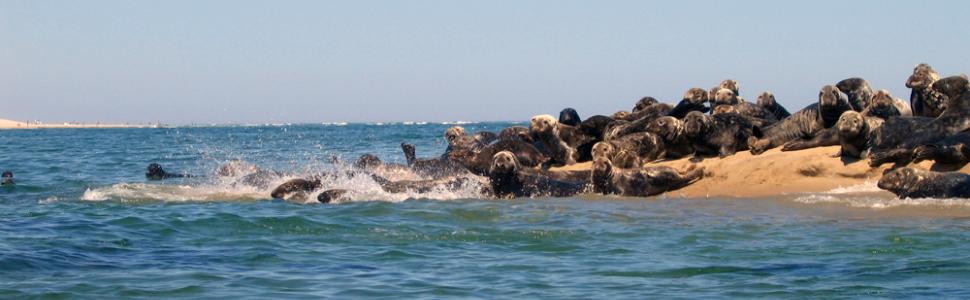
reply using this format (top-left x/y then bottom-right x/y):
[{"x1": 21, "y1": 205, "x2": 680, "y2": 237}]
[{"x1": 79, "y1": 161, "x2": 487, "y2": 204}]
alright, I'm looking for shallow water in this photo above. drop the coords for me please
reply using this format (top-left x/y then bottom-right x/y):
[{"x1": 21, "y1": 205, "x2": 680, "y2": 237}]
[{"x1": 2, "y1": 124, "x2": 970, "y2": 298}]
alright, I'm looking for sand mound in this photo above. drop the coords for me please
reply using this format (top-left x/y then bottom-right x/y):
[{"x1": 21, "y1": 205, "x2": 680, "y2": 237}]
[{"x1": 557, "y1": 146, "x2": 970, "y2": 198}]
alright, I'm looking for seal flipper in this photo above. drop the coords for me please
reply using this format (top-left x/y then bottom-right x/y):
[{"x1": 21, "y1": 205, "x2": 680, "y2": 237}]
[{"x1": 401, "y1": 143, "x2": 417, "y2": 166}]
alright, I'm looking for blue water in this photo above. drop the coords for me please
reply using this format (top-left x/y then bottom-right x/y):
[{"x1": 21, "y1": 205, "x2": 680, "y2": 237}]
[{"x1": 2, "y1": 124, "x2": 970, "y2": 298}]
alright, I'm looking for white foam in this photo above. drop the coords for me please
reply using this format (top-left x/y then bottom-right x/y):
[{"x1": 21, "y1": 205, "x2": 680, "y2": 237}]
[{"x1": 794, "y1": 194, "x2": 970, "y2": 209}]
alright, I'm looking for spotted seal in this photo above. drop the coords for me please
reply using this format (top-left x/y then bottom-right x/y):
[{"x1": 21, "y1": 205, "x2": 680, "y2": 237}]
[
  {"x1": 683, "y1": 111, "x2": 754, "y2": 157},
  {"x1": 668, "y1": 88, "x2": 711, "y2": 119},
  {"x1": 590, "y1": 157, "x2": 704, "y2": 197},
  {"x1": 486, "y1": 151, "x2": 586, "y2": 198},
  {"x1": 835, "y1": 77, "x2": 874, "y2": 112},
  {"x1": 906, "y1": 63, "x2": 946, "y2": 117},
  {"x1": 749, "y1": 85, "x2": 853, "y2": 154},
  {"x1": 757, "y1": 91, "x2": 791, "y2": 120},
  {"x1": 877, "y1": 167, "x2": 970, "y2": 198}
]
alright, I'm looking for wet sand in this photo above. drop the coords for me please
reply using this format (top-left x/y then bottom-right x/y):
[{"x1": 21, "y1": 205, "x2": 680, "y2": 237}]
[{"x1": 558, "y1": 146, "x2": 970, "y2": 198}]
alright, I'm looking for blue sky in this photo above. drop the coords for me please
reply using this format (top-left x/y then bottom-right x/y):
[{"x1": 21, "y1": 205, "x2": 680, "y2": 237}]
[{"x1": 1, "y1": 0, "x2": 968, "y2": 124}]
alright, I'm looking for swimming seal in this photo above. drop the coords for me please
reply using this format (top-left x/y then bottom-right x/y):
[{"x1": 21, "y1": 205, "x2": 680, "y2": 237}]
[
  {"x1": 270, "y1": 178, "x2": 322, "y2": 200},
  {"x1": 590, "y1": 157, "x2": 703, "y2": 197},
  {"x1": 145, "y1": 163, "x2": 192, "y2": 180},
  {"x1": 1, "y1": 171, "x2": 13, "y2": 185},
  {"x1": 878, "y1": 167, "x2": 970, "y2": 198}
]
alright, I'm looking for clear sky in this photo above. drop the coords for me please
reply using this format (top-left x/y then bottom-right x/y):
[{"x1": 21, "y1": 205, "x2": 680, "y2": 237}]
[{"x1": 1, "y1": 0, "x2": 968, "y2": 124}]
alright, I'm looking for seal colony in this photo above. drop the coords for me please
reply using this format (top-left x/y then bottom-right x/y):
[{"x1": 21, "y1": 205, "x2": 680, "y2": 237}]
[{"x1": 135, "y1": 63, "x2": 969, "y2": 203}]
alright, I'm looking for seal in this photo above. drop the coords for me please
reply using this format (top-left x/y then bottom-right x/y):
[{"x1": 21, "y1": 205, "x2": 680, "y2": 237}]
[
  {"x1": 592, "y1": 132, "x2": 664, "y2": 168},
  {"x1": 530, "y1": 114, "x2": 580, "y2": 166},
  {"x1": 712, "y1": 104, "x2": 739, "y2": 115},
  {"x1": 668, "y1": 88, "x2": 711, "y2": 119},
  {"x1": 834, "y1": 111, "x2": 885, "y2": 158},
  {"x1": 145, "y1": 163, "x2": 192, "y2": 180},
  {"x1": 683, "y1": 111, "x2": 753, "y2": 157},
  {"x1": 757, "y1": 91, "x2": 792, "y2": 120},
  {"x1": 1, "y1": 171, "x2": 13, "y2": 185},
  {"x1": 590, "y1": 157, "x2": 704, "y2": 197},
  {"x1": 270, "y1": 178, "x2": 323, "y2": 200},
  {"x1": 877, "y1": 167, "x2": 970, "y2": 198},
  {"x1": 906, "y1": 63, "x2": 946, "y2": 117},
  {"x1": 397, "y1": 145, "x2": 471, "y2": 178},
  {"x1": 578, "y1": 115, "x2": 619, "y2": 140},
  {"x1": 632, "y1": 96, "x2": 660, "y2": 113},
  {"x1": 868, "y1": 75, "x2": 970, "y2": 166},
  {"x1": 719, "y1": 79, "x2": 740, "y2": 96},
  {"x1": 559, "y1": 108, "x2": 582, "y2": 126},
  {"x1": 498, "y1": 126, "x2": 534, "y2": 143},
  {"x1": 712, "y1": 88, "x2": 740, "y2": 107},
  {"x1": 912, "y1": 130, "x2": 970, "y2": 166},
  {"x1": 835, "y1": 77, "x2": 874, "y2": 111},
  {"x1": 749, "y1": 85, "x2": 853, "y2": 154},
  {"x1": 316, "y1": 189, "x2": 349, "y2": 203},
  {"x1": 486, "y1": 151, "x2": 586, "y2": 198},
  {"x1": 863, "y1": 90, "x2": 909, "y2": 119},
  {"x1": 645, "y1": 116, "x2": 694, "y2": 159},
  {"x1": 622, "y1": 101, "x2": 673, "y2": 122},
  {"x1": 612, "y1": 111, "x2": 631, "y2": 120},
  {"x1": 443, "y1": 138, "x2": 548, "y2": 175}
]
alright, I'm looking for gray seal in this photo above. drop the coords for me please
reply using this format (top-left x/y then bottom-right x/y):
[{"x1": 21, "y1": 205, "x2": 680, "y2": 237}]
[{"x1": 878, "y1": 167, "x2": 970, "y2": 198}]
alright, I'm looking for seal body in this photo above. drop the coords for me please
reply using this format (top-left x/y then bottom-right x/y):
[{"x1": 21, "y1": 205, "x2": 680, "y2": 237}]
[
  {"x1": 749, "y1": 85, "x2": 853, "y2": 154},
  {"x1": 757, "y1": 91, "x2": 791, "y2": 120},
  {"x1": 590, "y1": 157, "x2": 703, "y2": 197},
  {"x1": 487, "y1": 151, "x2": 586, "y2": 198},
  {"x1": 906, "y1": 63, "x2": 945, "y2": 117},
  {"x1": 667, "y1": 88, "x2": 711, "y2": 119},
  {"x1": 835, "y1": 77, "x2": 874, "y2": 112},
  {"x1": 878, "y1": 167, "x2": 970, "y2": 198},
  {"x1": 683, "y1": 111, "x2": 753, "y2": 157}
]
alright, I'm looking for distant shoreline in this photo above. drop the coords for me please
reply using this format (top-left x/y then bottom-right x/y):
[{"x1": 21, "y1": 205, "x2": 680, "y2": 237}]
[{"x1": 0, "y1": 118, "x2": 151, "y2": 130}]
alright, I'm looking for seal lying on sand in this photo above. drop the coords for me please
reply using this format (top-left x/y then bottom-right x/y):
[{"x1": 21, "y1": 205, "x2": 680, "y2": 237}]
[
  {"x1": 683, "y1": 111, "x2": 753, "y2": 157},
  {"x1": 834, "y1": 111, "x2": 885, "y2": 158},
  {"x1": 835, "y1": 77, "x2": 874, "y2": 112},
  {"x1": 590, "y1": 157, "x2": 703, "y2": 197},
  {"x1": 878, "y1": 167, "x2": 970, "y2": 198},
  {"x1": 145, "y1": 163, "x2": 193, "y2": 180},
  {"x1": 912, "y1": 130, "x2": 970, "y2": 166},
  {"x1": 530, "y1": 115, "x2": 581, "y2": 166},
  {"x1": 749, "y1": 85, "x2": 854, "y2": 154},
  {"x1": 868, "y1": 75, "x2": 970, "y2": 166},
  {"x1": 907, "y1": 63, "x2": 946, "y2": 118},
  {"x1": 645, "y1": 116, "x2": 694, "y2": 159},
  {"x1": 591, "y1": 132, "x2": 664, "y2": 168},
  {"x1": 668, "y1": 88, "x2": 711, "y2": 118},
  {"x1": 486, "y1": 151, "x2": 586, "y2": 198},
  {"x1": 757, "y1": 91, "x2": 791, "y2": 120}
]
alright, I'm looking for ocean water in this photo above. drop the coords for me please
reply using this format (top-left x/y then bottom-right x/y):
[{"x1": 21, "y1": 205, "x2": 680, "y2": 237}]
[{"x1": 2, "y1": 123, "x2": 970, "y2": 298}]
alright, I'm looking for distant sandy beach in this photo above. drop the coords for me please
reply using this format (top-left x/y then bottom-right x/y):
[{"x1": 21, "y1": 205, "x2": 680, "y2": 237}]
[
  {"x1": 0, "y1": 118, "x2": 148, "y2": 129},
  {"x1": 557, "y1": 146, "x2": 970, "y2": 198}
]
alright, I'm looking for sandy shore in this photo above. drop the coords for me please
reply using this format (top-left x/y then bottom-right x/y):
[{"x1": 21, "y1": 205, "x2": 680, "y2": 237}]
[
  {"x1": 557, "y1": 146, "x2": 970, "y2": 198},
  {"x1": 0, "y1": 118, "x2": 148, "y2": 129}
]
